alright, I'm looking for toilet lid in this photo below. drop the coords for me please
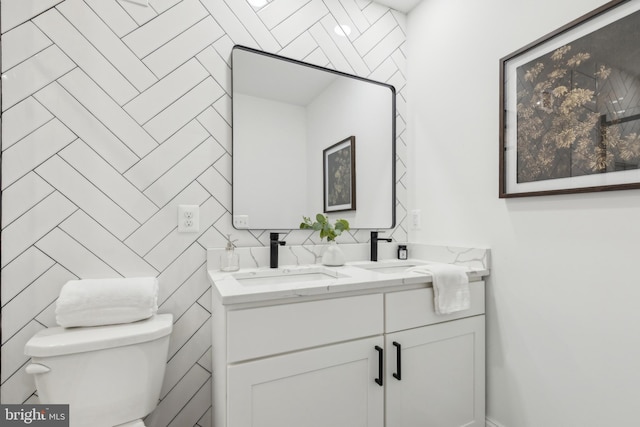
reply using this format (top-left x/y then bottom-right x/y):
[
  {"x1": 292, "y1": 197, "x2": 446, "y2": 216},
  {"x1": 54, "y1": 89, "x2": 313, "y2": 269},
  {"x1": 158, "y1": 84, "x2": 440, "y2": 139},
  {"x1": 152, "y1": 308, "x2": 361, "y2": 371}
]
[{"x1": 24, "y1": 314, "x2": 173, "y2": 357}]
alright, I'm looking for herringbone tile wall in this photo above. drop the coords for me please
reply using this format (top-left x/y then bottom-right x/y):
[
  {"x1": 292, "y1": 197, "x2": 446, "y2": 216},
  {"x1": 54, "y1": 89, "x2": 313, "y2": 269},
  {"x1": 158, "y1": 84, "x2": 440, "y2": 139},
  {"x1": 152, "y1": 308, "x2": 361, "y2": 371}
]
[{"x1": 0, "y1": 0, "x2": 407, "y2": 425}]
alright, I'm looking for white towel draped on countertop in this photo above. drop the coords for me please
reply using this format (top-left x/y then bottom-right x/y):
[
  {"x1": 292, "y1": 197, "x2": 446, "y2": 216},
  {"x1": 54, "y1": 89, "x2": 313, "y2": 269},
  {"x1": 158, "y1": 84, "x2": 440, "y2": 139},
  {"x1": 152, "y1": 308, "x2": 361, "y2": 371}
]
[
  {"x1": 55, "y1": 277, "x2": 159, "y2": 328},
  {"x1": 408, "y1": 264, "x2": 470, "y2": 314}
]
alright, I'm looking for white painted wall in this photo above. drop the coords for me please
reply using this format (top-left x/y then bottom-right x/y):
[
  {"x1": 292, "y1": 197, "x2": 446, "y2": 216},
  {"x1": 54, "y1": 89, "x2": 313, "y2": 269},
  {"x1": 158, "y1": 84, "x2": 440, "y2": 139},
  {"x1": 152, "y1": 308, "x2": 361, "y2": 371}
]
[
  {"x1": 407, "y1": 0, "x2": 640, "y2": 426},
  {"x1": 234, "y1": 93, "x2": 308, "y2": 228},
  {"x1": 307, "y1": 77, "x2": 394, "y2": 228}
]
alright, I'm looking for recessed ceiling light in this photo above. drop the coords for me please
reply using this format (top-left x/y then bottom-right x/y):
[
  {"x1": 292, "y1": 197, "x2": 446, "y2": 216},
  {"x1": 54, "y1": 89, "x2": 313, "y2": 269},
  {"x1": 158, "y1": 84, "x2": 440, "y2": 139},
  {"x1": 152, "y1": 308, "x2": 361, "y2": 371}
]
[{"x1": 334, "y1": 24, "x2": 352, "y2": 37}]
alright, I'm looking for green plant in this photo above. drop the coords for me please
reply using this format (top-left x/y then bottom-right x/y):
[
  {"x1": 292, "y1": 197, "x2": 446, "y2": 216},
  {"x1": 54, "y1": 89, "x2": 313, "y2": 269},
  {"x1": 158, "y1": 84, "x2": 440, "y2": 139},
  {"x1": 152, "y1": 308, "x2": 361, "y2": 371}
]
[{"x1": 300, "y1": 214, "x2": 350, "y2": 242}]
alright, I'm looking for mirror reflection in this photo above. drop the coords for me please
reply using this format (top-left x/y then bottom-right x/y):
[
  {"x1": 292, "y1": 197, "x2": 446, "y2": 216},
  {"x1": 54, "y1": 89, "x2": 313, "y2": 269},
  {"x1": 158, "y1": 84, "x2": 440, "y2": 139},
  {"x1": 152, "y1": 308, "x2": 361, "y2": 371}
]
[{"x1": 232, "y1": 45, "x2": 395, "y2": 230}]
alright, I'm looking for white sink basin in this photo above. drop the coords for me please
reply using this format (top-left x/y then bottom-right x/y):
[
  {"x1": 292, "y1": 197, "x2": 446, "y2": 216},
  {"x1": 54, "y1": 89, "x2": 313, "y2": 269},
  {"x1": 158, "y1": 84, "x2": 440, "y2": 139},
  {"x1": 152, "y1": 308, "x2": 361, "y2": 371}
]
[
  {"x1": 232, "y1": 266, "x2": 348, "y2": 286},
  {"x1": 353, "y1": 260, "x2": 427, "y2": 274}
]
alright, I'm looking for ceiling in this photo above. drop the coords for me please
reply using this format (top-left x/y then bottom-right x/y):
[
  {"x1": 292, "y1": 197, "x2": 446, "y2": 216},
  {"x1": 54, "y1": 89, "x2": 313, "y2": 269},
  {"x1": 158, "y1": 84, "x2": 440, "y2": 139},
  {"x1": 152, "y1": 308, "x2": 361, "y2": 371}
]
[{"x1": 372, "y1": 0, "x2": 423, "y2": 13}]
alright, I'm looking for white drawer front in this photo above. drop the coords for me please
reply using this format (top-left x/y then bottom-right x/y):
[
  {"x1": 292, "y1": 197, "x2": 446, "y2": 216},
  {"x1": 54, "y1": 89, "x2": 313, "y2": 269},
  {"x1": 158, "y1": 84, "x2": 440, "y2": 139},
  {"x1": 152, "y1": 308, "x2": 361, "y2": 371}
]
[
  {"x1": 385, "y1": 281, "x2": 485, "y2": 333},
  {"x1": 227, "y1": 293, "x2": 384, "y2": 363}
]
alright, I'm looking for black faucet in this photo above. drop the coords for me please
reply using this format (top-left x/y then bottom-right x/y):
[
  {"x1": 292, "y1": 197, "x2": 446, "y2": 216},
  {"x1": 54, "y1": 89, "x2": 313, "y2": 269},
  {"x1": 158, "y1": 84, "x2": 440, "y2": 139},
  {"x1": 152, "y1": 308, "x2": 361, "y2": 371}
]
[
  {"x1": 370, "y1": 231, "x2": 392, "y2": 262},
  {"x1": 270, "y1": 232, "x2": 286, "y2": 268}
]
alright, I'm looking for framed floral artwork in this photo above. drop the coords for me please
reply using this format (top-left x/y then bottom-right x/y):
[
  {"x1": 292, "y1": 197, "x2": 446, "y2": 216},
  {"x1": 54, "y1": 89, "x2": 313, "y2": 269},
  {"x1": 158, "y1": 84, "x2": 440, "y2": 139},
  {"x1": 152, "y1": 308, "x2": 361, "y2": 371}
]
[
  {"x1": 499, "y1": 0, "x2": 640, "y2": 197},
  {"x1": 323, "y1": 136, "x2": 356, "y2": 212}
]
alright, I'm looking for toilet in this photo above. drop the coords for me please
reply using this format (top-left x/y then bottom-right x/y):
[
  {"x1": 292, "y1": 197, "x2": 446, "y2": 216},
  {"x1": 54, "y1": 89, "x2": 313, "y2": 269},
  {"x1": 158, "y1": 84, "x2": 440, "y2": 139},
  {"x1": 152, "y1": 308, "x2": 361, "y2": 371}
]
[{"x1": 24, "y1": 314, "x2": 173, "y2": 427}]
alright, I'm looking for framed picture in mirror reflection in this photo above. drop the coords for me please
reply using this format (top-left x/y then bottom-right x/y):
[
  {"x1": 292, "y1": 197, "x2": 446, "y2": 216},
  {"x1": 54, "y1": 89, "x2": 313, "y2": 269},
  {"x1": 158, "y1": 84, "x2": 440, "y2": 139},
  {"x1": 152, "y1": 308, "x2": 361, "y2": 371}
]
[{"x1": 323, "y1": 136, "x2": 356, "y2": 212}]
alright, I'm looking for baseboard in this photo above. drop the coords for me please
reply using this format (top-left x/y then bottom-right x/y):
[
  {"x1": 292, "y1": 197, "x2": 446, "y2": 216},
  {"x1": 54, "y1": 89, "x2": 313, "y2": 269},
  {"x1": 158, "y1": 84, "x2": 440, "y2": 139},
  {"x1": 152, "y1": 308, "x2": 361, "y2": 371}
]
[{"x1": 486, "y1": 417, "x2": 506, "y2": 427}]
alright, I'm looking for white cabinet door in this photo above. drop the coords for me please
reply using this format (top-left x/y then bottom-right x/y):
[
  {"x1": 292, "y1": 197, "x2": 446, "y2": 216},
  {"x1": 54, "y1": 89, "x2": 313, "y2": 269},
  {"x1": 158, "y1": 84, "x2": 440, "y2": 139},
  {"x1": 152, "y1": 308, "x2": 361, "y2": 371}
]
[
  {"x1": 385, "y1": 315, "x2": 485, "y2": 427},
  {"x1": 228, "y1": 336, "x2": 385, "y2": 427}
]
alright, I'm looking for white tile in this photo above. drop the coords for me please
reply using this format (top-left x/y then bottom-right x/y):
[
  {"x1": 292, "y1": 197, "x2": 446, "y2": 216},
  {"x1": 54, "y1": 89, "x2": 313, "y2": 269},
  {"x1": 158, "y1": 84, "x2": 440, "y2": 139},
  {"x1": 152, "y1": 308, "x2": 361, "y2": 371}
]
[
  {"x1": 212, "y1": 35, "x2": 235, "y2": 67},
  {"x1": 167, "y1": 303, "x2": 210, "y2": 357},
  {"x1": 257, "y1": 0, "x2": 310, "y2": 30},
  {"x1": 143, "y1": 16, "x2": 224, "y2": 79},
  {"x1": 308, "y1": 22, "x2": 353, "y2": 74},
  {"x1": 144, "y1": 78, "x2": 224, "y2": 143},
  {"x1": 149, "y1": 0, "x2": 182, "y2": 14},
  {"x1": 36, "y1": 156, "x2": 140, "y2": 241},
  {"x1": 144, "y1": 197, "x2": 225, "y2": 270},
  {"x1": 368, "y1": 55, "x2": 401, "y2": 84},
  {"x1": 341, "y1": 0, "x2": 370, "y2": 33},
  {"x1": 144, "y1": 138, "x2": 224, "y2": 206},
  {"x1": 84, "y1": 0, "x2": 138, "y2": 38},
  {"x1": 212, "y1": 93, "x2": 231, "y2": 126},
  {"x1": 60, "y1": 141, "x2": 158, "y2": 223},
  {"x1": 303, "y1": 46, "x2": 331, "y2": 68},
  {"x1": 125, "y1": 182, "x2": 209, "y2": 256},
  {"x1": 319, "y1": 14, "x2": 369, "y2": 75},
  {"x1": 35, "y1": 228, "x2": 120, "y2": 279},
  {"x1": 59, "y1": 211, "x2": 158, "y2": 278},
  {"x1": 1, "y1": 22, "x2": 52, "y2": 72},
  {"x1": 0, "y1": 247, "x2": 54, "y2": 305},
  {"x1": 159, "y1": 307, "x2": 211, "y2": 394},
  {"x1": 197, "y1": 407, "x2": 212, "y2": 427},
  {"x1": 362, "y1": 1, "x2": 388, "y2": 24},
  {"x1": 197, "y1": 288, "x2": 212, "y2": 313},
  {"x1": 125, "y1": 120, "x2": 209, "y2": 190},
  {"x1": 116, "y1": 0, "x2": 157, "y2": 26},
  {"x1": 195, "y1": 47, "x2": 230, "y2": 95},
  {"x1": 1, "y1": 45, "x2": 75, "y2": 111},
  {"x1": 391, "y1": 48, "x2": 406, "y2": 77},
  {"x1": 1, "y1": 322, "x2": 43, "y2": 385},
  {"x1": 34, "y1": 301, "x2": 58, "y2": 328},
  {"x1": 57, "y1": 0, "x2": 157, "y2": 92},
  {"x1": 278, "y1": 32, "x2": 319, "y2": 60},
  {"x1": 58, "y1": 69, "x2": 157, "y2": 158},
  {"x1": 199, "y1": 0, "x2": 258, "y2": 49},
  {"x1": 0, "y1": 0, "x2": 64, "y2": 33},
  {"x1": 1, "y1": 119, "x2": 77, "y2": 190},
  {"x1": 213, "y1": 151, "x2": 231, "y2": 182},
  {"x1": 197, "y1": 106, "x2": 231, "y2": 153},
  {"x1": 34, "y1": 82, "x2": 139, "y2": 173},
  {"x1": 353, "y1": 10, "x2": 396, "y2": 56},
  {"x1": 147, "y1": 363, "x2": 209, "y2": 425},
  {"x1": 0, "y1": 191, "x2": 76, "y2": 269},
  {"x1": 33, "y1": 9, "x2": 138, "y2": 105},
  {"x1": 1, "y1": 172, "x2": 54, "y2": 228},
  {"x1": 124, "y1": 0, "x2": 208, "y2": 58},
  {"x1": 363, "y1": 25, "x2": 404, "y2": 70},
  {"x1": 168, "y1": 378, "x2": 211, "y2": 427},
  {"x1": 197, "y1": 166, "x2": 230, "y2": 198},
  {"x1": 323, "y1": 0, "x2": 362, "y2": 42},
  {"x1": 156, "y1": 242, "x2": 206, "y2": 304},
  {"x1": 1, "y1": 97, "x2": 53, "y2": 151},
  {"x1": 1, "y1": 264, "x2": 74, "y2": 344},
  {"x1": 223, "y1": 0, "x2": 280, "y2": 52},
  {"x1": 124, "y1": 59, "x2": 209, "y2": 125},
  {"x1": 0, "y1": 367, "x2": 37, "y2": 404},
  {"x1": 271, "y1": 0, "x2": 328, "y2": 47}
]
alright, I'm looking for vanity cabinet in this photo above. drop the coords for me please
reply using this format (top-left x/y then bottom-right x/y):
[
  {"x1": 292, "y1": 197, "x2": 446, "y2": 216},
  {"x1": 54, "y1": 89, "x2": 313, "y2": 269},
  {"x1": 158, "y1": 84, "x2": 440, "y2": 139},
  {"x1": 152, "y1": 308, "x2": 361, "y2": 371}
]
[{"x1": 213, "y1": 282, "x2": 485, "y2": 427}]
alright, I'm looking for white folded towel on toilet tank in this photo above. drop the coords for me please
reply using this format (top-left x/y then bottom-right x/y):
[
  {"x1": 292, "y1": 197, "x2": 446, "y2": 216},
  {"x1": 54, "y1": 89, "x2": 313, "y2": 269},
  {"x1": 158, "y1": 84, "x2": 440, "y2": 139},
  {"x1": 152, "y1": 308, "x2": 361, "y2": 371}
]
[
  {"x1": 408, "y1": 264, "x2": 470, "y2": 314},
  {"x1": 55, "y1": 277, "x2": 159, "y2": 328}
]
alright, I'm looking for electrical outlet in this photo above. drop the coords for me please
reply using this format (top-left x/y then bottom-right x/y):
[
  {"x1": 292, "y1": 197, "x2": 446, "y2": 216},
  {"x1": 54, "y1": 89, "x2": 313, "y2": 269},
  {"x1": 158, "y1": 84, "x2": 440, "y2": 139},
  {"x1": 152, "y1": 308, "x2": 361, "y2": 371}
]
[
  {"x1": 233, "y1": 215, "x2": 249, "y2": 229},
  {"x1": 178, "y1": 205, "x2": 199, "y2": 233}
]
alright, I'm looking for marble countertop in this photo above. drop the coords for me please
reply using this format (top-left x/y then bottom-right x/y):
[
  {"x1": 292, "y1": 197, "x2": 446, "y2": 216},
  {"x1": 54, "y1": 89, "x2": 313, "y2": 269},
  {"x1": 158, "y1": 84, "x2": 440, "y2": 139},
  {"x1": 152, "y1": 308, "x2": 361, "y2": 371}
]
[{"x1": 208, "y1": 243, "x2": 490, "y2": 305}]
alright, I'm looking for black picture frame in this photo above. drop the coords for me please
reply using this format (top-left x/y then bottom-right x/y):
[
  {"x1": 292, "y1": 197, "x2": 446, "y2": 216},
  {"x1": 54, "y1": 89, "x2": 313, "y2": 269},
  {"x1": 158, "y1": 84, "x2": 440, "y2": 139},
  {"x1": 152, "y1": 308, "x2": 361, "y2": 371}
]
[
  {"x1": 499, "y1": 0, "x2": 640, "y2": 197},
  {"x1": 323, "y1": 136, "x2": 356, "y2": 212}
]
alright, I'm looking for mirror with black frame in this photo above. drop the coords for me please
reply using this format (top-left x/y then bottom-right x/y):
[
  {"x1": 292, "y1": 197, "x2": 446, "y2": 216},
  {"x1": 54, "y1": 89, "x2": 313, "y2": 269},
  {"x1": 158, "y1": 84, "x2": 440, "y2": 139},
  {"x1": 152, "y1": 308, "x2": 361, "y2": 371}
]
[{"x1": 232, "y1": 45, "x2": 396, "y2": 230}]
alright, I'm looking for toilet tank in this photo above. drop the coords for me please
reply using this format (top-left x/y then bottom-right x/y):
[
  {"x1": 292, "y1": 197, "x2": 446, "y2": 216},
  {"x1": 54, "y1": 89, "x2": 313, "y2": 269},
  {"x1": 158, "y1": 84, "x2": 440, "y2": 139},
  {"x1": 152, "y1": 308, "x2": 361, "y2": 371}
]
[{"x1": 24, "y1": 314, "x2": 173, "y2": 427}]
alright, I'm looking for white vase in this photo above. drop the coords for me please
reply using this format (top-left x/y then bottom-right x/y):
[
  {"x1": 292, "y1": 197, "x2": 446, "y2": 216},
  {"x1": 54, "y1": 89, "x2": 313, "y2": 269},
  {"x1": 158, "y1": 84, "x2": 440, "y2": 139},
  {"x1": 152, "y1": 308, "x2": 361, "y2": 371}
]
[{"x1": 322, "y1": 241, "x2": 345, "y2": 266}]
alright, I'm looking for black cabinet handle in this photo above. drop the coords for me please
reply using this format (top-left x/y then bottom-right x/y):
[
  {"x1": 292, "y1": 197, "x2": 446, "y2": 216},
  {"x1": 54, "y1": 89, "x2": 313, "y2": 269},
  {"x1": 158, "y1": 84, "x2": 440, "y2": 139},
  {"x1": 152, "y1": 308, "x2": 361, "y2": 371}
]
[
  {"x1": 374, "y1": 345, "x2": 383, "y2": 386},
  {"x1": 392, "y1": 341, "x2": 402, "y2": 380}
]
